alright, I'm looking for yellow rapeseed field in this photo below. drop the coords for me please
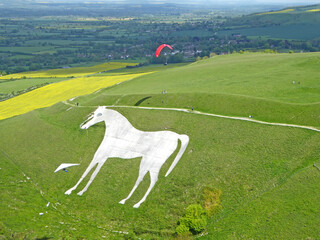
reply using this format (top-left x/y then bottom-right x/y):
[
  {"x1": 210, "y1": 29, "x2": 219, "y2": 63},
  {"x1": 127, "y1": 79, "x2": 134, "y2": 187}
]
[
  {"x1": 0, "y1": 72, "x2": 151, "y2": 120},
  {"x1": 0, "y1": 62, "x2": 137, "y2": 80},
  {"x1": 256, "y1": 9, "x2": 294, "y2": 15},
  {"x1": 307, "y1": 9, "x2": 320, "y2": 12}
]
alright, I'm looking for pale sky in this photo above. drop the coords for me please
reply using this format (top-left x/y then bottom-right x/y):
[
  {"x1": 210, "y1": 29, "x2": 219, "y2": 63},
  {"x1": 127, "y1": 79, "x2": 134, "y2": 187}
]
[{"x1": 35, "y1": 0, "x2": 320, "y2": 3}]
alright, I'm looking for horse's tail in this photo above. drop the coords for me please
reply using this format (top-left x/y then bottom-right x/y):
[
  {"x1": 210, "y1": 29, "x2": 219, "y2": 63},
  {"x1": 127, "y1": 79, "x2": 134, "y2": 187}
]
[{"x1": 165, "y1": 134, "x2": 189, "y2": 177}]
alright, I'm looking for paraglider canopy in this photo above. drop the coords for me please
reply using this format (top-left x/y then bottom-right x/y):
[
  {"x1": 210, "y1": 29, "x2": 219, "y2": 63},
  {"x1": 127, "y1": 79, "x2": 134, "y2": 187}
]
[
  {"x1": 156, "y1": 44, "x2": 173, "y2": 58},
  {"x1": 54, "y1": 163, "x2": 80, "y2": 173}
]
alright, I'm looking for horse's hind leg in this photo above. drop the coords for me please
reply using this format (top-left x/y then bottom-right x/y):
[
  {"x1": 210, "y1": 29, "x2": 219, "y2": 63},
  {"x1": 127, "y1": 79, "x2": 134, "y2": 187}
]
[
  {"x1": 65, "y1": 160, "x2": 98, "y2": 195},
  {"x1": 119, "y1": 168, "x2": 148, "y2": 205},
  {"x1": 133, "y1": 171, "x2": 159, "y2": 208},
  {"x1": 77, "y1": 160, "x2": 106, "y2": 196}
]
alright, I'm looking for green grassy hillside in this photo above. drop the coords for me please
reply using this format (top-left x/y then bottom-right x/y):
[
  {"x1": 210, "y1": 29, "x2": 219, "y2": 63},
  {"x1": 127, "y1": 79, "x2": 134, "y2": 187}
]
[
  {"x1": 103, "y1": 53, "x2": 320, "y2": 103},
  {"x1": 1, "y1": 53, "x2": 320, "y2": 239},
  {"x1": 82, "y1": 52, "x2": 320, "y2": 128}
]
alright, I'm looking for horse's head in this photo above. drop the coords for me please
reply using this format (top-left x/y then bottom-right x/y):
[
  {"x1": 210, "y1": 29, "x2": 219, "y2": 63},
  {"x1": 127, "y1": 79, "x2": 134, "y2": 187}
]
[{"x1": 80, "y1": 106, "x2": 106, "y2": 130}]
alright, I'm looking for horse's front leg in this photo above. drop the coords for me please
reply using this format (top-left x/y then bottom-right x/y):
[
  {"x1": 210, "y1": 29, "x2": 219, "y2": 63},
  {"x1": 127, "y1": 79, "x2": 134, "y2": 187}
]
[
  {"x1": 65, "y1": 144, "x2": 107, "y2": 195},
  {"x1": 77, "y1": 159, "x2": 106, "y2": 196},
  {"x1": 65, "y1": 160, "x2": 98, "y2": 195}
]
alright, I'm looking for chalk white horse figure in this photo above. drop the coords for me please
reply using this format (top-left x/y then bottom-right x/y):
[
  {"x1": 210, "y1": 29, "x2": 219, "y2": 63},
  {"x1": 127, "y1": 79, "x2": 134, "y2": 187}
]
[{"x1": 65, "y1": 106, "x2": 189, "y2": 208}]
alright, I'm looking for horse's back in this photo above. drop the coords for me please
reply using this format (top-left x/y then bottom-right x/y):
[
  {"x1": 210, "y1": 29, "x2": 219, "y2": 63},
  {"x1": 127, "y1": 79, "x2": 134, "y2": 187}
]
[{"x1": 104, "y1": 127, "x2": 179, "y2": 159}]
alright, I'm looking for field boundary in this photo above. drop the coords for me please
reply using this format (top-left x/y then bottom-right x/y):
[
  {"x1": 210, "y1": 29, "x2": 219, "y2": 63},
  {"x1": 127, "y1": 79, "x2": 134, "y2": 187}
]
[{"x1": 63, "y1": 101, "x2": 320, "y2": 133}]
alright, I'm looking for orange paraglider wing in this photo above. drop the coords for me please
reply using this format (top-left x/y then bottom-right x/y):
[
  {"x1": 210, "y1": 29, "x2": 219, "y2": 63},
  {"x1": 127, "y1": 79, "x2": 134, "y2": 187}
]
[{"x1": 156, "y1": 44, "x2": 173, "y2": 58}]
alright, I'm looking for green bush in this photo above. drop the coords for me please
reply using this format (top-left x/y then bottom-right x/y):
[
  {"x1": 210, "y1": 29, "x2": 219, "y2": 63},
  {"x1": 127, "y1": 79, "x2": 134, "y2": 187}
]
[
  {"x1": 125, "y1": 230, "x2": 137, "y2": 240},
  {"x1": 176, "y1": 204, "x2": 207, "y2": 235},
  {"x1": 176, "y1": 224, "x2": 189, "y2": 235},
  {"x1": 185, "y1": 204, "x2": 206, "y2": 219}
]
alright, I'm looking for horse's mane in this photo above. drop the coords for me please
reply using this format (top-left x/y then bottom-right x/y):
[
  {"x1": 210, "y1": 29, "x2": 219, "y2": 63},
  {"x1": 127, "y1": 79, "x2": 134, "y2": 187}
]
[{"x1": 103, "y1": 107, "x2": 134, "y2": 128}]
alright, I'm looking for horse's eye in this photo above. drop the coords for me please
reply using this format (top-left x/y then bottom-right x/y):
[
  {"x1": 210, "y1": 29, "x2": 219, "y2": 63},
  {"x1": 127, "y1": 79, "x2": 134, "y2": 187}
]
[{"x1": 97, "y1": 113, "x2": 102, "y2": 117}]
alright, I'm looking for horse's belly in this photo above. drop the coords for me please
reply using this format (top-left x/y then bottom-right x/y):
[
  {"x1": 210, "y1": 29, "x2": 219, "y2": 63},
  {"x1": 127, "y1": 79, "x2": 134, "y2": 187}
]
[{"x1": 104, "y1": 137, "x2": 143, "y2": 159}]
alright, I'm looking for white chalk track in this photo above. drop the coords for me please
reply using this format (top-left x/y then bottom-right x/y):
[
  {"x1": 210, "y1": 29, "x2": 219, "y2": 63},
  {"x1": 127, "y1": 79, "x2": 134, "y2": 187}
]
[{"x1": 63, "y1": 101, "x2": 320, "y2": 133}]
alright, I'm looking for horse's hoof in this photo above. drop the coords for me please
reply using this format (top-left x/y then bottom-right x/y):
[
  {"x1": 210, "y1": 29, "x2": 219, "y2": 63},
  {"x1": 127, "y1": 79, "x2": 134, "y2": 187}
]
[
  {"x1": 133, "y1": 203, "x2": 140, "y2": 208},
  {"x1": 65, "y1": 189, "x2": 73, "y2": 195},
  {"x1": 77, "y1": 191, "x2": 84, "y2": 196},
  {"x1": 119, "y1": 199, "x2": 126, "y2": 204}
]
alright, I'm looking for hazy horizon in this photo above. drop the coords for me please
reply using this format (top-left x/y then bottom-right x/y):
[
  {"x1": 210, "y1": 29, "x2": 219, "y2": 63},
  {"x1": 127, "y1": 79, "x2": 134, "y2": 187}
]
[
  {"x1": 63, "y1": 0, "x2": 318, "y2": 3},
  {"x1": 3, "y1": 0, "x2": 319, "y2": 5}
]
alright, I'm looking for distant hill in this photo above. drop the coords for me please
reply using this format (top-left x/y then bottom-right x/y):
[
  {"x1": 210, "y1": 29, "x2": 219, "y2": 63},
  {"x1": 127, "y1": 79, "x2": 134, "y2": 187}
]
[
  {"x1": 255, "y1": 4, "x2": 320, "y2": 15},
  {"x1": 219, "y1": 4, "x2": 320, "y2": 40}
]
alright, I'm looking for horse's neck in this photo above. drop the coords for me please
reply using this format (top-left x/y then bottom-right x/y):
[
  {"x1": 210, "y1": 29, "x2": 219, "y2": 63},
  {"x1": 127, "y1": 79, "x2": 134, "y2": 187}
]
[{"x1": 103, "y1": 109, "x2": 133, "y2": 131}]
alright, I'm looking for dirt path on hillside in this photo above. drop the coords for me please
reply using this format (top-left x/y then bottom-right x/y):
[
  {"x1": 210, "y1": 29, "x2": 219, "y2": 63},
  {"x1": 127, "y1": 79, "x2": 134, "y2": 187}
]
[{"x1": 63, "y1": 101, "x2": 320, "y2": 133}]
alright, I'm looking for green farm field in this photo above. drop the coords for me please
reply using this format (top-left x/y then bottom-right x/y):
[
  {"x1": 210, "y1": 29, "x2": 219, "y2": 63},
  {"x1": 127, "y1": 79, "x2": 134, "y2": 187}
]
[
  {"x1": 0, "y1": 77, "x2": 69, "y2": 95},
  {"x1": 0, "y1": 46, "x2": 57, "y2": 54},
  {"x1": 1, "y1": 52, "x2": 320, "y2": 239},
  {"x1": 0, "y1": 62, "x2": 138, "y2": 80}
]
